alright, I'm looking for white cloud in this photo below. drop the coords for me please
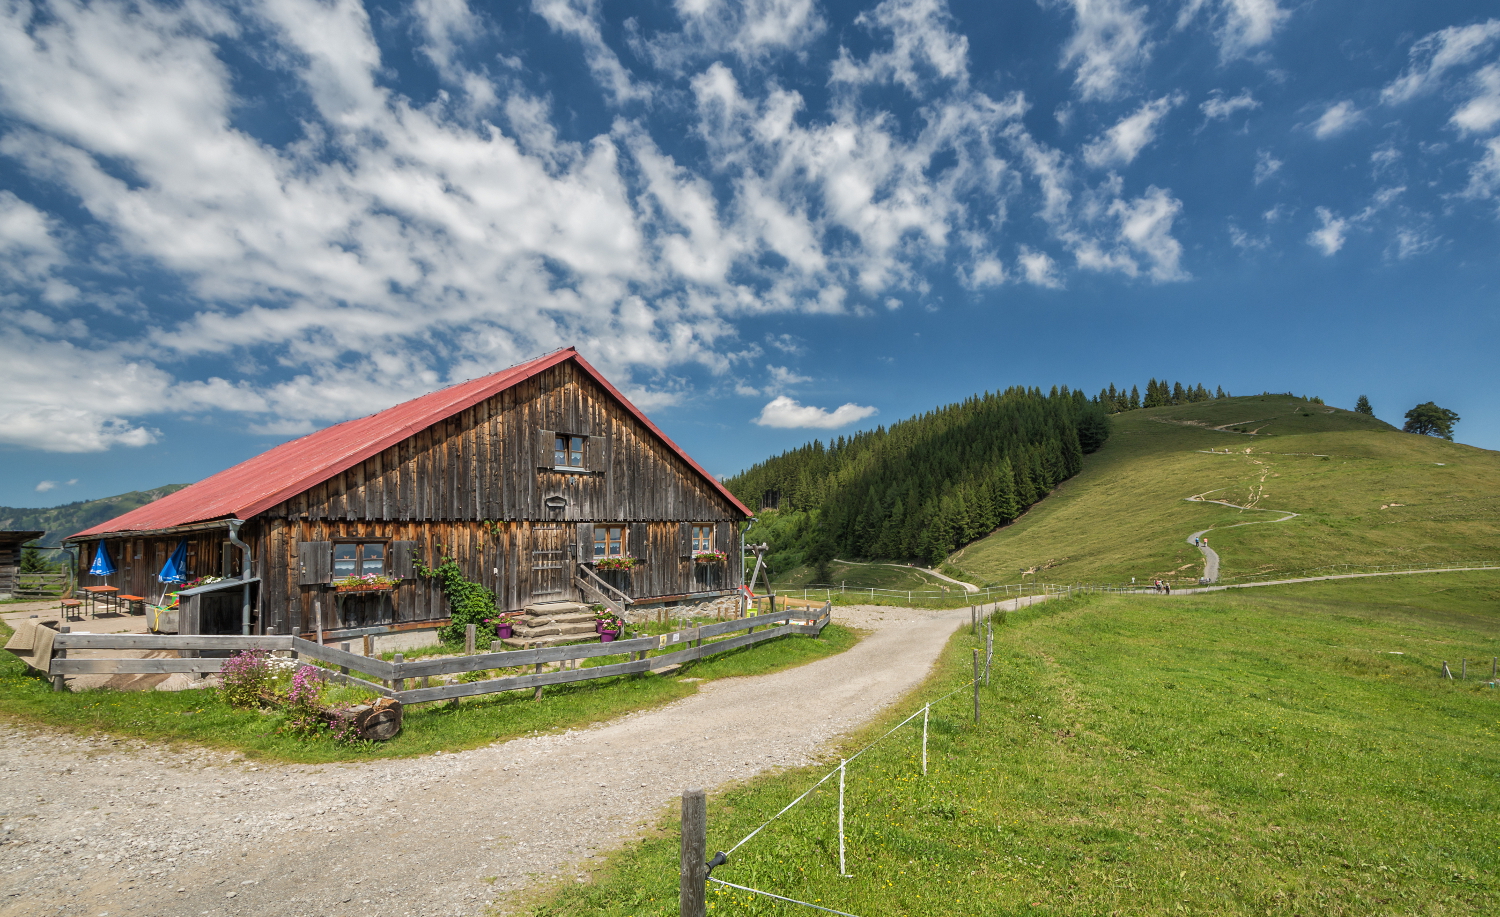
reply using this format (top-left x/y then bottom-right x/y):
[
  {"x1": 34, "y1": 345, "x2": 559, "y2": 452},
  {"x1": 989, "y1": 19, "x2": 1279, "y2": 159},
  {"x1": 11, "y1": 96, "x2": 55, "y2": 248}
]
[
  {"x1": 643, "y1": 0, "x2": 825, "y2": 71},
  {"x1": 1307, "y1": 206, "x2": 1347, "y2": 255},
  {"x1": 1253, "y1": 149, "x2": 1282, "y2": 184},
  {"x1": 830, "y1": 0, "x2": 970, "y2": 92},
  {"x1": 1228, "y1": 222, "x2": 1267, "y2": 250},
  {"x1": 1451, "y1": 64, "x2": 1500, "y2": 136},
  {"x1": 1179, "y1": 0, "x2": 1288, "y2": 61},
  {"x1": 1017, "y1": 246, "x2": 1061, "y2": 287},
  {"x1": 1110, "y1": 186, "x2": 1187, "y2": 281},
  {"x1": 34, "y1": 479, "x2": 76, "y2": 493},
  {"x1": 1312, "y1": 100, "x2": 1363, "y2": 139},
  {"x1": 1083, "y1": 93, "x2": 1183, "y2": 168},
  {"x1": 1200, "y1": 89, "x2": 1259, "y2": 122},
  {"x1": 1462, "y1": 136, "x2": 1500, "y2": 202},
  {"x1": 1392, "y1": 228, "x2": 1438, "y2": 259},
  {"x1": 1382, "y1": 19, "x2": 1500, "y2": 105},
  {"x1": 1053, "y1": 0, "x2": 1153, "y2": 102},
  {"x1": 753, "y1": 395, "x2": 877, "y2": 428},
  {"x1": 532, "y1": 0, "x2": 652, "y2": 105}
]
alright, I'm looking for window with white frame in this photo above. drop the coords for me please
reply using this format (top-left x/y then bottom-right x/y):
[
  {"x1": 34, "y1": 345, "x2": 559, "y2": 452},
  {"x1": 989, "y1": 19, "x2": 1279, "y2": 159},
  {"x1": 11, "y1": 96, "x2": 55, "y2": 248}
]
[
  {"x1": 554, "y1": 434, "x2": 585, "y2": 469},
  {"x1": 594, "y1": 525, "x2": 625, "y2": 558},
  {"x1": 333, "y1": 542, "x2": 385, "y2": 578}
]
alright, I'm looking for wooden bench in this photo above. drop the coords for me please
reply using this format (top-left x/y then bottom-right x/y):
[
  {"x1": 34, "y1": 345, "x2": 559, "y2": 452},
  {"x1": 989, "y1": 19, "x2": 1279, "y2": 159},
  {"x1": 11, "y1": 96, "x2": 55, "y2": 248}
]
[
  {"x1": 60, "y1": 599, "x2": 83, "y2": 621},
  {"x1": 117, "y1": 595, "x2": 147, "y2": 615}
]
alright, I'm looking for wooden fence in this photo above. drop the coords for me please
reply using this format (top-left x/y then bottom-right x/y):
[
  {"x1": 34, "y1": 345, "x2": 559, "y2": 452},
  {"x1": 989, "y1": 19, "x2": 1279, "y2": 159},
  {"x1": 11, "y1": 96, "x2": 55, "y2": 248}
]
[
  {"x1": 47, "y1": 603, "x2": 831, "y2": 703},
  {"x1": 14, "y1": 573, "x2": 70, "y2": 598}
]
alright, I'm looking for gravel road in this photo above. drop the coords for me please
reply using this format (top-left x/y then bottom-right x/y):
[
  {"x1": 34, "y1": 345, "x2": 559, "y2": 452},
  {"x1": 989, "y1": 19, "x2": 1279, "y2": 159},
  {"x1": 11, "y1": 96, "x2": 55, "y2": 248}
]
[{"x1": 0, "y1": 603, "x2": 969, "y2": 917}]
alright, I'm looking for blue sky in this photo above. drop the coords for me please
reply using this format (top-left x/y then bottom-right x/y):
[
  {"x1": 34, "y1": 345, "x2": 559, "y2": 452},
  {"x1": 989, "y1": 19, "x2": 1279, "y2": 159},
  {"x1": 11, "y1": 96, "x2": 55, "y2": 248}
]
[{"x1": 1, "y1": 0, "x2": 1498, "y2": 509}]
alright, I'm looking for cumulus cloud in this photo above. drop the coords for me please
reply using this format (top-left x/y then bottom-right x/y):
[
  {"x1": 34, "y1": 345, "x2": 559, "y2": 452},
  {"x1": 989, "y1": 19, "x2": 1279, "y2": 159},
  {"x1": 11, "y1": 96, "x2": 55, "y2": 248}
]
[
  {"x1": 1451, "y1": 64, "x2": 1500, "y2": 135},
  {"x1": 642, "y1": 0, "x2": 825, "y2": 71},
  {"x1": 1083, "y1": 93, "x2": 1183, "y2": 167},
  {"x1": 35, "y1": 479, "x2": 78, "y2": 493},
  {"x1": 1312, "y1": 100, "x2": 1363, "y2": 139},
  {"x1": 1381, "y1": 19, "x2": 1500, "y2": 105},
  {"x1": 1308, "y1": 206, "x2": 1348, "y2": 255},
  {"x1": 1200, "y1": 89, "x2": 1259, "y2": 122},
  {"x1": 1053, "y1": 0, "x2": 1152, "y2": 102},
  {"x1": 753, "y1": 395, "x2": 878, "y2": 428},
  {"x1": 830, "y1": 0, "x2": 971, "y2": 91},
  {"x1": 532, "y1": 0, "x2": 652, "y2": 105},
  {"x1": 1253, "y1": 149, "x2": 1282, "y2": 184},
  {"x1": 1178, "y1": 0, "x2": 1289, "y2": 61},
  {"x1": 1017, "y1": 246, "x2": 1062, "y2": 287}
]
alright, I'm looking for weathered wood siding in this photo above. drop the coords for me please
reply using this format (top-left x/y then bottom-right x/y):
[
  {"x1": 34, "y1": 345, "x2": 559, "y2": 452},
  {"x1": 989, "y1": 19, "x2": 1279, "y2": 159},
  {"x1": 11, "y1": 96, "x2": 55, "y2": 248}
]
[
  {"x1": 82, "y1": 361, "x2": 746, "y2": 633},
  {"x1": 74, "y1": 530, "x2": 251, "y2": 602}
]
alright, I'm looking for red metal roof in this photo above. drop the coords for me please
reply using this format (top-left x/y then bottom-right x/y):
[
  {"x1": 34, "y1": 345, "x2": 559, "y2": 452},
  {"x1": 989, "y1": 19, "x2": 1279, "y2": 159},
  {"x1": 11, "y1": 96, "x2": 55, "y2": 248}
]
[{"x1": 71, "y1": 348, "x2": 751, "y2": 540}]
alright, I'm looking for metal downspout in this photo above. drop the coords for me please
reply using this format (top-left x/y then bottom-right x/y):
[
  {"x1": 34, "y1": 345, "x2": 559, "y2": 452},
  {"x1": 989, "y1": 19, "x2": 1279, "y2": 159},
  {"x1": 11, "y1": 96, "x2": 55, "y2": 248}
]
[{"x1": 228, "y1": 520, "x2": 252, "y2": 636}]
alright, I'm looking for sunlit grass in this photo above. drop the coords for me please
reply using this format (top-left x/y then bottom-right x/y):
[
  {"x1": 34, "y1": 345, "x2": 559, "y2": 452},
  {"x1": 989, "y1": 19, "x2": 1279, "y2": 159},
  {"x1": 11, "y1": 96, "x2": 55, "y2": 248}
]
[{"x1": 532, "y1": 574, "x2": 1500, "y2": 917}]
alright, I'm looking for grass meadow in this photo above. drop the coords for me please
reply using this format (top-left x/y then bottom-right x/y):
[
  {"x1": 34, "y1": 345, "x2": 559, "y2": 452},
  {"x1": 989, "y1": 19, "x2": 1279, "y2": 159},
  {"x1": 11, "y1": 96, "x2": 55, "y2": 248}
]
[
  {"x1": 530, "y1": 573, "x2": 1500, "y2": 917},
  {"x1": 952, "y1": 395, "x2": 1500, "y2": 587},
  {"x1": 0, "y1": 620, "x2": 855, "y2": 763}
]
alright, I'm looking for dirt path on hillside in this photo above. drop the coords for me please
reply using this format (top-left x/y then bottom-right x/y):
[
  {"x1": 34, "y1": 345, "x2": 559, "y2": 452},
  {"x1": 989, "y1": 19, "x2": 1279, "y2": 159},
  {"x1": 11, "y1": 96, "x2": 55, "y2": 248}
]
[{"x1": 0, "y1": 603, "x2": 987, "y2": 917}]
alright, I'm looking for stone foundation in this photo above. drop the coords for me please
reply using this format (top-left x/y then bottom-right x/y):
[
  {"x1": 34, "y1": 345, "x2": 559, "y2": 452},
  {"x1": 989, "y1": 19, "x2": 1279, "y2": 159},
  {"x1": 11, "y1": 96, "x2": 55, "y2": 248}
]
[{"x1": 627, "y1": 593, "x2": 742, "y2": 624}]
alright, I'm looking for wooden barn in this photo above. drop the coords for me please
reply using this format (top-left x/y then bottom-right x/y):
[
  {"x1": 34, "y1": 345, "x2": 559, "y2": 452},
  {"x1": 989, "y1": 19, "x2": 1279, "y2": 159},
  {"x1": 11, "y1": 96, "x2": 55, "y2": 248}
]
[{"x1": 66, "y1": 348, "x2": 751, "y2": 643}]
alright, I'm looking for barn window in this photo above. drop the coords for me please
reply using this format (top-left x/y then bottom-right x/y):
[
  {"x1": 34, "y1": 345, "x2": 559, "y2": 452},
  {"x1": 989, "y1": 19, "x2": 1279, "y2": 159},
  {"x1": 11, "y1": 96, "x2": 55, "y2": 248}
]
[
  {"x1": 691, "y1": 525, "x2": 714, "y2": 553},
  {"x1": 554, "y1": 434, "x2": 585, "y2": 469},
  {"x1": 593, "y1": 525, "x2": 625, "y2": 558},
  {"x1": 332, "y1": 542, "x2": 386, "y2": 578}
]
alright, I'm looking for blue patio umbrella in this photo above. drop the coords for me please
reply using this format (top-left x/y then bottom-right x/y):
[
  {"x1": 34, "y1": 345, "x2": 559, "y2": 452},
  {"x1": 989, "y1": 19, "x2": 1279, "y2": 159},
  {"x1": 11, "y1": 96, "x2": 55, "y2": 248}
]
[
  {"x1": 88, "y1": 542, "x2": 116, "y2": 576},
  {"x1": 158, "y1": 539, "x2": 188, "y2": 584}
]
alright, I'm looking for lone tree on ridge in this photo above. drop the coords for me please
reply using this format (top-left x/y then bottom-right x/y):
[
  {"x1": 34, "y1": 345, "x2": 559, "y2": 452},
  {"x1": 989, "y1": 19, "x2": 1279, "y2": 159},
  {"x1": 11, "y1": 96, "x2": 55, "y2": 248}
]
[
  {"x1": 1354, "y1": 395, "x2": 1373, "y2": 415},
  {"x1": 1402, "y1": 402, "x2": 1459, "y2": 441}
]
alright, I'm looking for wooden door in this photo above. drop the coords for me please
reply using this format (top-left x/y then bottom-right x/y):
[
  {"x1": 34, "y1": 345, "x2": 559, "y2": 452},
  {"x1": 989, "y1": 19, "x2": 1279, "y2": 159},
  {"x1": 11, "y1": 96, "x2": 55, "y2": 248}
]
[{"x1": 530, "y1": 524, "x2": 568, "y2": 601}]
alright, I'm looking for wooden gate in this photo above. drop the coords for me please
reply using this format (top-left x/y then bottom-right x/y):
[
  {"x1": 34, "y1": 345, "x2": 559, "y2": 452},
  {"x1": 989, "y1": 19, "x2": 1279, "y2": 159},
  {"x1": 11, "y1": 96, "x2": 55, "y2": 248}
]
[{"x1": 529, "y1": 524, "x2": 568, "y2": 600}]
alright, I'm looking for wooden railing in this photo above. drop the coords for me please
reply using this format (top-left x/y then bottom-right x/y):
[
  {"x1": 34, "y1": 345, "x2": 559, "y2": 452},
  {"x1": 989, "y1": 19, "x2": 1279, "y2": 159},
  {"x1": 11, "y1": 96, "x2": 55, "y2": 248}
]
[
  {"x1": 14, "y1": 573, "x2": 70, "y2": 598},
  {"x1": 46, "y1": 603, "x2": 832, "y2": 704},
  {"x1": 575, "y1": 564, "x2": 633, "y2": 617}
]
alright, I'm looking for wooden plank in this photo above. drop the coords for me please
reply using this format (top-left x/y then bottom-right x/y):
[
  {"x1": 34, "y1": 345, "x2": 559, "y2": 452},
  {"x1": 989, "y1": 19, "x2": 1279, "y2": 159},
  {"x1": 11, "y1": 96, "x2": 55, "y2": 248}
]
[
  {"x1": 648, "y1": 623, "x2": 794, "y2": 669},
  {"x1": 290, "y1": 637, "x2": 396, "y2": 680},
  {"x1": 696, "y1": 608, "x2": 793, "y2": 638},
  {"x1": 53, "y1": 634, "x2": 294, "y2": 651},
  {"x1": 394, "y1": 656, "x2": 651, "y2": 704},
  {"x1": 396, "y1": 634, "x2": 658, "y2": 678},
  {"x1": 321, "y1": 668, "x2": 396, "y2": 696},
  {"x1": 54, "y1": 658, "x2": 227, "y2": 675}
]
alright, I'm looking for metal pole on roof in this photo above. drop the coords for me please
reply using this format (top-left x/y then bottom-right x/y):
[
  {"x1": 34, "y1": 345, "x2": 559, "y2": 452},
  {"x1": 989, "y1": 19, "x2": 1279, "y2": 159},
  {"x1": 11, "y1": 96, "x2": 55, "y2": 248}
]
[{"x1": 228, "y1": 519, "x2": 252, "y2": 636}]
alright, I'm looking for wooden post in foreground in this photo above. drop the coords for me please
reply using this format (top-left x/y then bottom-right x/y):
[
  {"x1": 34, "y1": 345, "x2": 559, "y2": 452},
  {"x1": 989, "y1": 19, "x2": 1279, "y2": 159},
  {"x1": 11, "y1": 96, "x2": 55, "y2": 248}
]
[
  {"x1": 680, "y1": 787, "x2": 707, "y2": 917},
  {"x1": 972, "y1": 649, "x2": 981, "y2": 725},
  {"x1": 465, "y1": 623, "x2": 477, "y2": 655},
  {"x1": 392, "y1": 653, "x2": 404, "y2": 692},
  {"x1": 51, "y1": 626, "x2": 69, "y2": 692}
]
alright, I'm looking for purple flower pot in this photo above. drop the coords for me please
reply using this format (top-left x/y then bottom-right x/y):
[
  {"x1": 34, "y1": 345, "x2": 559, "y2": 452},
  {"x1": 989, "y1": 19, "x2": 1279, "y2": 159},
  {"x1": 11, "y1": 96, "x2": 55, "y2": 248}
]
[
  {"x1": 600, "y1": 630, "x2": 619, "y2": 643},
  {"x1": 595, "y1": 621, "x2": 604, "y2": 634},
  {"x1": 496, "y1": 623, "x2": 513, "y2": 639}
]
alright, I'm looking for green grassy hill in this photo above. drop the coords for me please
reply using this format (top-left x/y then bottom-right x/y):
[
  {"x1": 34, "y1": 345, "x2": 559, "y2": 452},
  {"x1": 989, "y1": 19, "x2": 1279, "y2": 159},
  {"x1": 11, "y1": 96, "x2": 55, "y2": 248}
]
[
  {"x1": 0, "y1": 485, "x2": 189, "y2": 547},
  {"x1": 951, "y1": 395, "x2": 1500, "y2": 586}
]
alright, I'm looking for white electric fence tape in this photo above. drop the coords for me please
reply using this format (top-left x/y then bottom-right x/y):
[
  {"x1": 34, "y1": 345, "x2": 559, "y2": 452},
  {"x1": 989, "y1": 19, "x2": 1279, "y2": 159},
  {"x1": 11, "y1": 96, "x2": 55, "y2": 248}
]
[{"x1": 708, "y1": 878, "x2": 867, "y2": 917}]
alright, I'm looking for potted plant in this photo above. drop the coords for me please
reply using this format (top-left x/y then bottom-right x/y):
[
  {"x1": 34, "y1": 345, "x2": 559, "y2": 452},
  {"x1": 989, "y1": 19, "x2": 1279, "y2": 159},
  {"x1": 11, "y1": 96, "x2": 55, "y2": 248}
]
[
  {"x1": 693, "y1": 550, "x2": 727, "y2": 564},
  {"x1": 487, "y1": 616, "x2": 515, "y2": 640},
  {"x1": 596, "y1": 611, "x2": 626, "y2": 642},
  {"x1": 594, "y1": 555, "x2": 639, "y2": 572},
  {"x1": 333, "y1": 573, "x2": 399, "y2": 593}
]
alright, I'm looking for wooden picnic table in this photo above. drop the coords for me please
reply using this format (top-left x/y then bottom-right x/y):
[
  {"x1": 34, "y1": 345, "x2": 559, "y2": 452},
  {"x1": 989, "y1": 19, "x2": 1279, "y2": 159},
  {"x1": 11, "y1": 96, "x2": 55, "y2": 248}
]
[{"x1": 80, "y1": 585, "x2": 118, "y2": 618}]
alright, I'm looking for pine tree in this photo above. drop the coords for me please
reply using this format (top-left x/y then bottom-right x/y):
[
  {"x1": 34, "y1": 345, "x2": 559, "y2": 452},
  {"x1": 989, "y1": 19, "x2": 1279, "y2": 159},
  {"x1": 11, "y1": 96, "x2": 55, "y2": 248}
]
[
  {"x1": 1129, "y1": 385, "x2": 1140, "y2": 409},
  {"x1": 1354, "y1": 395, "x2": 1373, "y2": 415},
  {"x1": 1215, "y1": 385, "x2": 1225, "y2": 399},
  {"x1": 1172, "y1": 381, "x2": 1186, "y2": 405}
]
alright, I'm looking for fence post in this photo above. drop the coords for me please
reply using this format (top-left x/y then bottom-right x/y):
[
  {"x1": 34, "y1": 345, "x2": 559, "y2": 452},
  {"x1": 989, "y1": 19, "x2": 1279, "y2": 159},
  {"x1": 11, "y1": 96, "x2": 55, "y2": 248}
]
[
  {"x1": 339, "y1": 642, "x2": 350, "y2": 678},
  {"x1": 465, "y1": 624, "x2": 476, "y2": 655},
  {"x1": 51, "y1": 626, "x2": 69, "y2": 692},
  {"x1": 972, "y1": 649, "x2": 980, "y2": 725},
  {"x1": 838, "y1": 759, "x2": 850, "y2": 877},
  {"x1": 680, "y1": 787, "x2": 707, "y2": 917},
  {"x1": 393, "y1": 653, "x2": 404, "y2": 691},
  {"x1": 985, "y1": 617, "x2": 993, "y2": 685},
  {"x1": 921, "y1": 704, "x2": 929, "y2": 776},
  {"x1": 1461, "y1": 659, "x2": 1466, "y2": 680},
  {"x1": 970, "y1": 605, "x2": 975, "y2": 635},
  {"x1": 290, "y1": 626, "x2": 300, "y2": 662},
  {"x1": 1441, "y1": 661, "x2": 1453, "y2": 681}
]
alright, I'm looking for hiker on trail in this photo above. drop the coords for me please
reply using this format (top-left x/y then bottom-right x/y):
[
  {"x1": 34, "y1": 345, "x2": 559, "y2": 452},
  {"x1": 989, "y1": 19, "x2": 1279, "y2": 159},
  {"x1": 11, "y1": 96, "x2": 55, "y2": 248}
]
[{"x1": 1164, "y1": 582, "x2": 1171, "y2": 595}]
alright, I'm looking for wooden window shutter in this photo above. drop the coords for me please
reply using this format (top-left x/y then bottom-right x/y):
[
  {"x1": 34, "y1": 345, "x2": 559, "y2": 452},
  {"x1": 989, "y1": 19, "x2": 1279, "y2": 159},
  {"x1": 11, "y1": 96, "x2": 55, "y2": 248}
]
[
  {"x1": 576, "y1": 523, "x2": 594, "y2": 560},
  {"x1": 679, "y1": 522, "x2": 693, "y2": 557},
  {"x1": 389, "y1": 541, "x2": 416, "y2": 580},
  {"x1": 629, "y1": 523, "x2": 648, "y2": 559},
  {"x1": 298, "y1": 541, "x2": 332, "y2": 585},
  {"x1": 538, "y1": 429, "x2": 554, "y2": 469}
]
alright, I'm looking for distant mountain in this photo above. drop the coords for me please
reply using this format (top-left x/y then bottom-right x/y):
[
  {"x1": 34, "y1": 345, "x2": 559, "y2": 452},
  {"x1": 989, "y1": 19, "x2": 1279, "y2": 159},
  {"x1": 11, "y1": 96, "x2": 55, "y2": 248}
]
[{"x1": 0, "y1": 485, "x2": 190, "y2": 547}]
